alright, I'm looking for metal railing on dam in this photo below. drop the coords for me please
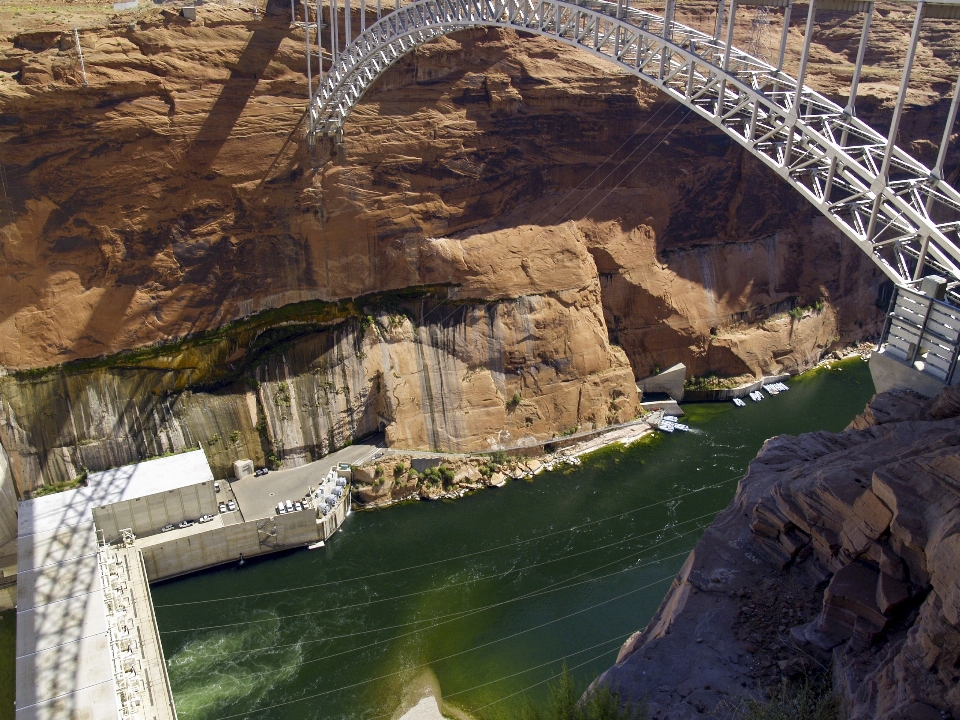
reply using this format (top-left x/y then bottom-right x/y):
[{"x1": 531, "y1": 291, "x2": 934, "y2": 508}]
[{"x1": 97, "y1": 536, "x2": 178, "y2": 720}]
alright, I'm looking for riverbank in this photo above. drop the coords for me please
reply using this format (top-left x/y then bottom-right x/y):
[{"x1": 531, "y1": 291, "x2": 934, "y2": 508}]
[
  {"x1": 596, "y1": 380, "x2": 960, "y2": 720},
  {"x1": 351, "y1": 418, "x2": 658, "y2": 508},
  {"x1": 152, "y1": 358, "x2": 876, "y2": 720},
  {"x1": 352, "y1": 348, "x2": 876, "y2": 511}
]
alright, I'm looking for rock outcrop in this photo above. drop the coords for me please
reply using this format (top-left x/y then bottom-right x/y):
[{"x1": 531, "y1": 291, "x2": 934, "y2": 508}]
[
  {"x1": 0, "y1": 282, "x2": 638, "y2": 492},
  {"x1": 1, "y1": 1, "x2": 958, "y2": 495},
  {"x1": 9, "y1": 2, "x2": 957, "y2": 375},
  {"x1": 596, "y1": 387, "x2": 960, "y2": 719}
]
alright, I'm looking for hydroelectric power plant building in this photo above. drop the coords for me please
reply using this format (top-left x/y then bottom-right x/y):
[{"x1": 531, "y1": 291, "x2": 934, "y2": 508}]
[{"x1": 15, "y1": 449, "x2": 351, "y2": 720}]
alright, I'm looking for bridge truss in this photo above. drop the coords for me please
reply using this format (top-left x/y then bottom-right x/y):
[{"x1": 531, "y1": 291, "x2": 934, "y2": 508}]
[{"x1": 303, "y1": 0, "x2": 960, "y2": 301}]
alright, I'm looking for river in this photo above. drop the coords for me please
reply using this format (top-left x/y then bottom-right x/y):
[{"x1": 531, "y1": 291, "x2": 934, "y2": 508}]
[{"x1": 150, "y1": 357, "x2": 875, "y2": 720}]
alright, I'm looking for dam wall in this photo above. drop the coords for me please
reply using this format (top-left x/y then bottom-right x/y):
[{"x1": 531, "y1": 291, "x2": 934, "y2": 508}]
[
  {"x1": 93, "y1": 480, "x2": 218, "y2": 544},
  {"x1": 138, "y1": 494, "x2": 348, "y2": 582}
]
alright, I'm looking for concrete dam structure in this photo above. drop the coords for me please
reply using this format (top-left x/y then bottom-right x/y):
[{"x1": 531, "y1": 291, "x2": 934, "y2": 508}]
[{"x1": 14, "y1": 450, "x2": 353, "y2": 720}]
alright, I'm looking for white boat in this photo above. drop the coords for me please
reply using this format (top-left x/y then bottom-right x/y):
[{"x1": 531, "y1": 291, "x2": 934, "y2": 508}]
[
  {"x1": 663, "y1": 415, "x2": 679, "y2": 423},
  {"x1": 764, "y1": 385, "x2": 779, "y2": 395},
  {"x1": 732, "y1": 398, "x2": 746, "y2": 407},
  {"x1": 307, "y1": 541, "x2": 326, "y2": 550},
  {"x1": 750, "y1": 391, "x2": 763, "y2": 402},
  {"x1": 674, "y1": 423, "x2": 690, "y2": 431},
  {"x1": 659, "y1": 421, "x2": 676, "y2": 432}
]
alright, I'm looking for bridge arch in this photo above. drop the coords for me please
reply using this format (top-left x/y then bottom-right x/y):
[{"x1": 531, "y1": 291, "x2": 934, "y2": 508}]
[{"x1": 309, "y1": 0, "x2": 960, "y2": 298}]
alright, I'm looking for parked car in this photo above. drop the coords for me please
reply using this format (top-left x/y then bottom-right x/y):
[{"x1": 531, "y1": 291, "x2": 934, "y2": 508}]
[
  {"x1": 214, "y1": 482, "x2": 221, "y2": 493},
  {"x1": 285, "y1": 500, "x2": 294, "y2": 513},
  {"x1": 294, "y1": 501, "x2": 303, "y2": 512},
  {"x1": 161, "y1": 524, "x2": 175, "y2": 533},
  {"x1": 277, "y1": 502, "x2": 286, "y2": 515},
  {"x1": 227, "y1": 500, "x2": 237, "y2": 512},
  {"x1": 198, "y1": 514, "x2": 215, "y2": 523},
  {"x1": 178, "y1": 520, "x2": 193, "y2": 529},
  {"x1": 219, "y1": 502, "x2": 228, "y2": 513}
]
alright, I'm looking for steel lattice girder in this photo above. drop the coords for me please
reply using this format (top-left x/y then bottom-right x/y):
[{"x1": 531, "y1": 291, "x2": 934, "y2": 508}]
[{"x1": 309, "y1": 0, "x2": 960, "y2": 294}]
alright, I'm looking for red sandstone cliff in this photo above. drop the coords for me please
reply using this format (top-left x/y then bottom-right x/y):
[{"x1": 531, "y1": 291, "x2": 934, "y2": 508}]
[
  {"x1": 7, "y1": 1, "x2": 956, "y2": 374},
  {"x1": 596, "y1": 387, "x2": 960, "y2": 719},
  {"x1": 0, "y1": 1, "x2": 958, "y2": 491}
]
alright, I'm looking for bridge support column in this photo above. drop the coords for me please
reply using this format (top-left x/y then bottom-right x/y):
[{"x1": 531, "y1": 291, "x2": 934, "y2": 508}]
[
  {"x1": 345, "y1": 0, "x2": 352, "y2": 44},
  {"x1": 823, "y1": 1, "x2": 873, "y2": 202},
  {"x1": 914, "y1": 69, "x2": 960, "y2": 279},
  {"x1": 660, "y1": 0, "x2": 676, "y2": 80},
  {"x1": 714, "y1": 0, "x2": 725, "y2": 40},
  {"x1": 932, "y1": 69, "x2": 960, "y2": 183},
  {"x1": 866, "y1": 1, "x2": 925, "y2": 245},
  {"x1": 332, "y1": 0, "x2": 339, "y2": 63},
  {"x1": 304, "y1": 0, "x2": 313, "y2": 101},
  {"x1": 783, "y1": 0, "x2": 815, "y2": 166},
  {"x1": 775, "y1": 0, "x2": 791, "y2": 74},
  {"x1": 844, "y1": 2, "x2": 873, "y2": 117},
  {"x1": 716, "y1": 0, "x2": 737, "y2": 115}
]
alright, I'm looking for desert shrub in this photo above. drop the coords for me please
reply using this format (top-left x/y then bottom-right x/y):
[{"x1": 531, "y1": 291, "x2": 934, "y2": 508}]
[
  {"x1": 728, "y1": 672, "x2": 839, "y2": 720},
  {"x1": 520, "y1": 664, "x2": 642, "y2": 720}
]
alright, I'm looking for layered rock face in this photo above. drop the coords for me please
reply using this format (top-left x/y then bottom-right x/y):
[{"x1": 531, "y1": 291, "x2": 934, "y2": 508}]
[
  {"x1": 596, "y1": 388, "x2": 960, "y2": 720},
  {"x1": 7, "y1": 2, "x2": 953, "y2": 374},
  {"x1": 0, "y1": 242, "x2": 637, "y2": 490},
  {"x1": 1, "y1": 1, "x2": 958, "y2": 494}
]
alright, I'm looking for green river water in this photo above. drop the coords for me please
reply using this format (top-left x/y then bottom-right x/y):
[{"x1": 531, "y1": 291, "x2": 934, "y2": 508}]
[{"x1": 150, "y1": 358, "x2": 875, "y2": 720}]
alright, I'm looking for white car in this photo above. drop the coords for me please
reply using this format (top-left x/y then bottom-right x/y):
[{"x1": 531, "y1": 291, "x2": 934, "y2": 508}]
[
  {"x1": 277, "y1": 502, "x2": 287, "y2": 515},
  {"x1": 227, "y1": 500, "x2": 237, "y2": 512},
  {"x1": 294, "y1": 501, "x2": 303, "y2": 512},
  {"x1": 161, "y1": 524, "x2": 175, "y2": 533},
  {"x1": 178, "y1": 520, "x2": 193, "y2": 529},
  {"x1": 219, "y1": 502, "x2": 228, "y2": 513},
  {"x1": 198, "y1": 514, "x2": 215, "y2": 523},
  {"x1": 285, "y1": 500, "x2": 294, "y2": 513},
  {"x1": 214, "y1": 482, "x2": 221, "y2": 493}
]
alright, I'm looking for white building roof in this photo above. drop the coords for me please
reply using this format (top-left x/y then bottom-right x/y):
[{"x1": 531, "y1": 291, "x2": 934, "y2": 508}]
[
  {"x1": 15, "y1": 450, "x2": 213, "y2": 720},
  {"x1": 18, "y1": 450, "x2": 214, "y2": 538}
]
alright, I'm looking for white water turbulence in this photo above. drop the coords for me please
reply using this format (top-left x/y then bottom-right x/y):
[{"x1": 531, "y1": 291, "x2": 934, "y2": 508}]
[{"x1": 166, "y1": 614, "x2": 304, "y2": 719}]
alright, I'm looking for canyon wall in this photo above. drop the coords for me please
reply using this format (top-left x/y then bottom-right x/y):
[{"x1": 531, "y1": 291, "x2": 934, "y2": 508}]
[
  {"x1": 0, "y1": 237, "x2": 638, "y2": 490},
  {"x1": 595, "y1": 387, "x2": 960, "y2": 720},
  {"x1": 1, "y1": 1, "x2": 958, "y2": 492}
]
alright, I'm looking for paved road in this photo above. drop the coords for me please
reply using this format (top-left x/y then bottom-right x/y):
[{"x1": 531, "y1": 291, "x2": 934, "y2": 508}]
[{"x1": 230, "y1": 437, "x2": 384, "y2": 521}]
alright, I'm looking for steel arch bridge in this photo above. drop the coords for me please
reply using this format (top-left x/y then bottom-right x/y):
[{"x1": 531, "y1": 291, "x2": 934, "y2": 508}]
[{"x1": 305, "y1": 0, "x2": 960, "y2": 299}]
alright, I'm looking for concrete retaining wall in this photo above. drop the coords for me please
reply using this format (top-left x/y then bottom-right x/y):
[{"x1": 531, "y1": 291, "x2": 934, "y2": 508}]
[
  {"x1": 869, "y1": 348, "x2": 951, "y2": 397},
  {"x1": 683, "y1": 374, "x2": 790, "y2": 402},
  {"x1": 93, "y1": 481, "x2": 218, "y2": 543},
  {"x1": 0, "y1": 443, "x2": 18, "y2": 548},
  {"x1": 140, "y1": 507, "x2": 320, "y2": 581},
  {"x1": 637, "y1": 363, "x2": 686, "y2": 401}
]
